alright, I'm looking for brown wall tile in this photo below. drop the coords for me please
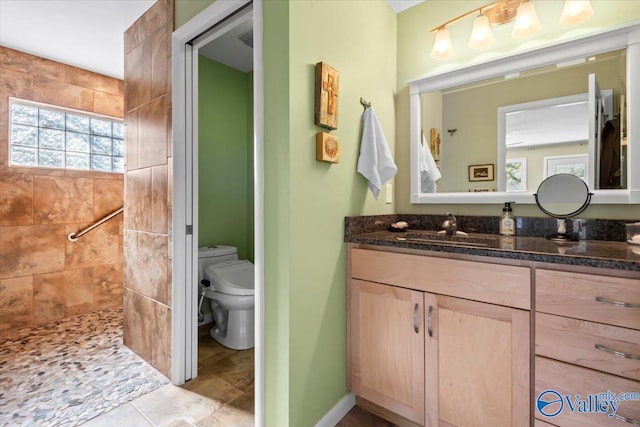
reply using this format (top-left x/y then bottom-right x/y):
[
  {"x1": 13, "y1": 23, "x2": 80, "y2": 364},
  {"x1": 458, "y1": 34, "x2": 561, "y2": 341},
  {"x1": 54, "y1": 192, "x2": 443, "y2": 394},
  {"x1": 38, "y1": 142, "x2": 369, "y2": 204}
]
[
  {"x1": 135, "y1": 233, "x2": 168, "y2": 304},
  {"x1": 33, "y1": 272, "x2": 66, "y2": 323},
  {"x1": 125, "y1": 168, "x2": 152, "y2": 231},
  {"x1": 0, "y1": 224, "x2": 65, "y2": 278},
  {"x1": 94, "y1": 178, "x2": 124, "y2": 220},
  {"x1": 123, "y1": 229, "x2": 138, "y2": 291},
  {"x1": 0, "y1": 47, "x2": 65, "y2": 81},
  {"x1": 94, "y1": 91, "x2": 124, "y2": 118},
  {"x1": 0, "y1": 276, "x2": 33, "y2": 332},
  {"x1": 151, "y1": 164, "x2": 168, "y2": 233},
  {"x1": 138, "y1": 95, "x2": 168, "y2": 168},
  {"x1": 0, "y1": 124, "x2": 8, "y2": 161},
  {"x1": 126, "y1": 109, "x2": 139, "y2": 170},
  {"x1": 123, "y1": 289, "x2": 152, "y2": 363},
  {"x1": 152, "y1": 302, "x2": 172, "y2": 377},
  {"x1": 0, "y1": 68, "x2": 34, "y2": 121},
  {"x1": 32, "y1": 77, "x2": 94, "y2": 112},
  {"x1": 124, "y1": 0, "x2": 174, "y2": 377},
  {"x1": 33, "y1": 176, "x2": 94, "y2": 224},
  {"x1": 62, "y1": 267, "x2": 94, "y2": 316},
  {"x1": 94, "y1": 263, "x2": 123, "y2": 308},
  {"x1": 151, "y1": 28, "x2": 170, "y2": 100},
  {"x1": 125, "y1": 39, "x2": 151, "y2": 112},
  {"x1": 64, "y1": 65, "x2": 122, "y2": 96},
  {"x1": 0, "y1": 172, "x2": 33, "y2": 226},
  {"x1": 1, "y1": 48, "x2": 124, "y2": 329},
  {"x1": 65, "y1": 220, "x2": 120, "y2": 269}
]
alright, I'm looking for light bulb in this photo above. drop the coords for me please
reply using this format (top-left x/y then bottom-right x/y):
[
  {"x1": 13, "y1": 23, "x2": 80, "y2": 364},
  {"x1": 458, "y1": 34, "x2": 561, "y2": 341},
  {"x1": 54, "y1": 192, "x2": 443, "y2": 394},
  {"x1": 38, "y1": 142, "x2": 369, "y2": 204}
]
[
  {"x1": 512, "y1": 2, "x2": 542, "y2": 38},
  {"x1": 559, "y1": 1, "x2": 594, "y2": 25},
  {"x1": 469, "y1": 15, "x2": 495, "y2": 49},
  {"x1": 431, "y1": 28, "x2": 453, "y2": 59}
]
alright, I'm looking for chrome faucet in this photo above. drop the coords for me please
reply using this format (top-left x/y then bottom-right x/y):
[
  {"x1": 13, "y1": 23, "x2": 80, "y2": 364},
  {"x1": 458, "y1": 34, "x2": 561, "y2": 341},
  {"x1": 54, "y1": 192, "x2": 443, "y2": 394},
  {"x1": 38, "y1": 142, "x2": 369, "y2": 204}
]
[{"x1": 441, "y1": 212, "x2": 457, "y2": 235}]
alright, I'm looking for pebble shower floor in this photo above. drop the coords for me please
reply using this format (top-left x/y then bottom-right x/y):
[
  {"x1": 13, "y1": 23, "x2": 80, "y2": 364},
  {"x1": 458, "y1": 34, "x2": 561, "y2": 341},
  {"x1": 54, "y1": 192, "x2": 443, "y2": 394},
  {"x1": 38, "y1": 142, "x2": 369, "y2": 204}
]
[{"x1": 0, "y1": 308, "x2": 169, "y2": 426}]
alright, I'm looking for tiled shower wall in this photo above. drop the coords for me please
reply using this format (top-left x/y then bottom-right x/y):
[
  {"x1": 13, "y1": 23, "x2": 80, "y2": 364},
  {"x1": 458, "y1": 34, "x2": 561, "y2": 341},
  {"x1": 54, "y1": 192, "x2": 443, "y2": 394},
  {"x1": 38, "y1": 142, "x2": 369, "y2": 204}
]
[
  {"x1": 0, "y1": 47, "x2": 124, "y2": 332},
  {"x1": 122, "y1": 0, "x2": 174, "y2": 378}
]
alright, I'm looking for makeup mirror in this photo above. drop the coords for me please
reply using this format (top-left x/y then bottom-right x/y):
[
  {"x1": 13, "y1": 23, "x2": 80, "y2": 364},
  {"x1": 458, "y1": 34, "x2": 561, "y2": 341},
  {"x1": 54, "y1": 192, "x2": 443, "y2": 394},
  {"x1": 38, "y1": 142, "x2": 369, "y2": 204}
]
[{"x1": 534, "y1": 173, "x2": 592, "y2": 240}]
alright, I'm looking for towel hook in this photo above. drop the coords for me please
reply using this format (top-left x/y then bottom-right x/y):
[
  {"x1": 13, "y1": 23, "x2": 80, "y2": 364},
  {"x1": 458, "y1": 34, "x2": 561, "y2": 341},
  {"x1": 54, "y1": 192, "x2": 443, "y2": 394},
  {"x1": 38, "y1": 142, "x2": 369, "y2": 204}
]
[{"x1": 360, "y1": 97, "x2": 371, "y2": 110}]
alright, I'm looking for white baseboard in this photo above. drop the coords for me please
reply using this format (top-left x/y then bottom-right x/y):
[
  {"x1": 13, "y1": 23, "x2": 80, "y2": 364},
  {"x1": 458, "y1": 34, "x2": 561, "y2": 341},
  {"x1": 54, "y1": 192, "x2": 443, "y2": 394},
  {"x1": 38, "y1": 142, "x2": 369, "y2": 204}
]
[{"x1": 314, "y1": 392, "x2": 355, "y2": 427}]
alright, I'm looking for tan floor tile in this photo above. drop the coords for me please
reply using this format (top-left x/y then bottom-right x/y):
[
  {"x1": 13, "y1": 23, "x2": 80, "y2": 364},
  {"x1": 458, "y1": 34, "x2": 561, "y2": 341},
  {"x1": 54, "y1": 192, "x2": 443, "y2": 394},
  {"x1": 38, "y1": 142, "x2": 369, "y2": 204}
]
[
  {"x1": 181, "y1": 372, "x2": 244, "y2": 404},
  {"x1": 132, "y1": 384, "x2": 222, "y2": 426},
  {"x1": 81, "y1": 403, "x2": 152, "y2": 427},
  {"x1": 196, "y1": 415, "x2": 227, "y2": 427},
  {"x1": 198, "y1": 335, "x2": 236, "y2": 366},
  {"x1": 210, "y1": 388, "x2": 254, "y2": 427},
  {"x1": 208, "y1": 348, "x2": 254, "y2": 392}
]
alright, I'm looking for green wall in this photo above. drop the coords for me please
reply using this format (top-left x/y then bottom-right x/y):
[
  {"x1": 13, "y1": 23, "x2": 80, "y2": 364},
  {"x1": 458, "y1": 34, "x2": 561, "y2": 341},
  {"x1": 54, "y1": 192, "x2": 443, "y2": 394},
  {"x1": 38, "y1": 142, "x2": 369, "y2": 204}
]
[
  {"x1": 395, "y1": 0, "x2": 640, "y2": 219},
  {"x1": 198, "y1": 55, "x2": 253, "y2": 261},
  {"x1": 286, "y1": 1, "x2": 396, "y2": 424}
]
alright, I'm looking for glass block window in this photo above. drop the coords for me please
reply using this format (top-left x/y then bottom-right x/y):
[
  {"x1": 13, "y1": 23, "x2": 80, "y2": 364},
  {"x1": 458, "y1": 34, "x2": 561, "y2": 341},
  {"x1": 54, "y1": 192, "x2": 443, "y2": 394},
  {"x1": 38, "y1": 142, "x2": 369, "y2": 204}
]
[{"x1": 9, "y1": 99, "x2": 124, "y2": 173}]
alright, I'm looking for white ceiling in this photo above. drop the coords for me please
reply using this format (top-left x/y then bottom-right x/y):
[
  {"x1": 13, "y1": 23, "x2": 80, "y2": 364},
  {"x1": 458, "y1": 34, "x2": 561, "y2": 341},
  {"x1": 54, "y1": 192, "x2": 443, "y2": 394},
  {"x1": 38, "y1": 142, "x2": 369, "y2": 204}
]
[
  {"x1": 0, "y1": 0, "x2": 155, "y2": 79},
  {"x1": 0, "y1": 0, "x2": 425, "y2": 80}
]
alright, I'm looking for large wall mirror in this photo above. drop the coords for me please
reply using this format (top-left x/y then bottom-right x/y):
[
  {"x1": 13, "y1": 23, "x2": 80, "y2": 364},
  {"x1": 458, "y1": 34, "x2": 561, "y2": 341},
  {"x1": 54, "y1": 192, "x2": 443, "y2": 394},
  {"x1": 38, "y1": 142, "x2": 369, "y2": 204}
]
[{"x1": 409, "y1": 23, "x2": 640, "y2": 204}]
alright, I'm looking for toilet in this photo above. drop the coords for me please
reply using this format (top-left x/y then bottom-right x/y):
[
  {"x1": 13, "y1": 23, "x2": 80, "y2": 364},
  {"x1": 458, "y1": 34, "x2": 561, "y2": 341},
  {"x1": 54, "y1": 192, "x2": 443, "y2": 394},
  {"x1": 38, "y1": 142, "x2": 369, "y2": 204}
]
[{"x1": 198, "y1": 245, "x2": 255, "y2": 350}]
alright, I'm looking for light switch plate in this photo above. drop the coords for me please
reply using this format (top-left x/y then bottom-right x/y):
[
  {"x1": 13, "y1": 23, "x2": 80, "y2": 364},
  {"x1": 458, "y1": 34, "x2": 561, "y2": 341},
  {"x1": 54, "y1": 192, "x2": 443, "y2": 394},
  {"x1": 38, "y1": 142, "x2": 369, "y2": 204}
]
[{"x1": 385, "y1": 183, "x2": 392, "y2": 204}]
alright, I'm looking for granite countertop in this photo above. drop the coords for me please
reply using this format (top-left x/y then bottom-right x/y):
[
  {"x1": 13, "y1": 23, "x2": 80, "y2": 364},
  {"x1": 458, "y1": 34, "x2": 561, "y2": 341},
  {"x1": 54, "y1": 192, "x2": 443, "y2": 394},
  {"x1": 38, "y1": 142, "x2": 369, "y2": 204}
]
[{"x1": 347, "y1": 229, "x2": 640, "y2": 272}]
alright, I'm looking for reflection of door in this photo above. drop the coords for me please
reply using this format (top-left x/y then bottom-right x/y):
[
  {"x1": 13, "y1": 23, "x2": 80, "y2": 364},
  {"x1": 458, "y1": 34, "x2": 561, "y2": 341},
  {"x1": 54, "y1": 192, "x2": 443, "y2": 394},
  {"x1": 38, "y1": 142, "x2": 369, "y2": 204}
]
[{"x1": 588, "y1": 73, "x2": 604, "y2": 189}]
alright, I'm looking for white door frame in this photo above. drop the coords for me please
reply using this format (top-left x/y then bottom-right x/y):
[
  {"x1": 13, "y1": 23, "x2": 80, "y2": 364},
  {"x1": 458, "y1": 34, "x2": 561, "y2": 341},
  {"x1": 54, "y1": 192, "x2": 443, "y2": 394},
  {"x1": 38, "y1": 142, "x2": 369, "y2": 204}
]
[{"x1": 171, "y1": 1, "x2": 264, "y2": 425}]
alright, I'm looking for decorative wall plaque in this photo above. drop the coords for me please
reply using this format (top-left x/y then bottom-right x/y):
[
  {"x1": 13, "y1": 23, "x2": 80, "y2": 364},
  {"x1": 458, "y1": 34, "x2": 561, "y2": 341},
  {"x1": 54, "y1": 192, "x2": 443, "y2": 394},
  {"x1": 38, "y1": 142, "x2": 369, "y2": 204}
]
[
  {"x1": 316, "y1": 132, "x2": 339, "y2": 163},
  {"x1": 315, "y1": 62, "x2": 339, "y2": 129}
]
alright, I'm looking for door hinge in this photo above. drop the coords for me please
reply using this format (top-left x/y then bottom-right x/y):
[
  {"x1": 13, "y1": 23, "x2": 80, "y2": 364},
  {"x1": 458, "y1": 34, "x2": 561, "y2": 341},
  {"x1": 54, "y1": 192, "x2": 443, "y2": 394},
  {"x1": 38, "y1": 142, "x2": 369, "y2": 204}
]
[{"x1": 186, "y1": 225, "x2": 193, "y2": 235}]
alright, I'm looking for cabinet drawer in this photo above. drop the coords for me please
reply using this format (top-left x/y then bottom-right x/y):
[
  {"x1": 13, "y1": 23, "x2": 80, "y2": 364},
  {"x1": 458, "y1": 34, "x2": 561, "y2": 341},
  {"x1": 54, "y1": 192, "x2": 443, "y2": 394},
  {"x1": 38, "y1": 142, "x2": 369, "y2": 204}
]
[
  {"x1": 536, "y1": 313, "x2": 640, "y2": 381},
  {"x1": 535, "y1": 357, "x2": 640, "y2": 427},
  {"x1": 350, "y1": 248, "x2": 530, "y2": 309},
  {"x1": 536, "y1": 269, "x2": 640, "y2": 330}
]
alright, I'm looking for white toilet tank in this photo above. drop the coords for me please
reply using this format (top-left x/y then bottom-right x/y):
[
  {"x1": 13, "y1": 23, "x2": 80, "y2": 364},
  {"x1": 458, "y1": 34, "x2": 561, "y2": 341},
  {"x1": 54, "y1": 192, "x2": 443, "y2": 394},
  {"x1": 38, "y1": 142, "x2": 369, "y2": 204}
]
[{"x1": 198, "y1": 245, "x2": 239, "y2": 283}]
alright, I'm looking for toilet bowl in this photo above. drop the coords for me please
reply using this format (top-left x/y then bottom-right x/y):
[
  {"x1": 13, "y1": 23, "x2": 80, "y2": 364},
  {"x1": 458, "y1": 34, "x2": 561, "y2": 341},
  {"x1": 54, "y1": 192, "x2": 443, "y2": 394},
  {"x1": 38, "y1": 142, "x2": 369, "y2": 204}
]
[{"x1": 204, "y1": 260, "x2": 255, "y2": 350}]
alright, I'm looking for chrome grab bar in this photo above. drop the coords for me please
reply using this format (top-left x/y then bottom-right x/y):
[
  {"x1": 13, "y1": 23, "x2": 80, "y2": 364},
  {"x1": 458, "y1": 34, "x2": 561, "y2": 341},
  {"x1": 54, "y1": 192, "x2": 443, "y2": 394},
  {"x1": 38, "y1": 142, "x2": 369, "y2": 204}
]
[{"x1": 67, "y1": 207, "x2": 123, "y2": 242}]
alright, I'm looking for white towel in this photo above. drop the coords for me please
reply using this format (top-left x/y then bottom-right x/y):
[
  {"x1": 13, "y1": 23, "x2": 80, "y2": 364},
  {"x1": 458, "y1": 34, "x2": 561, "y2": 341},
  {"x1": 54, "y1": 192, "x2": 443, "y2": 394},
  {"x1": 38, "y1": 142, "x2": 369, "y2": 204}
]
[
  {"x1": 420, "y1": 133, "x2": 441, "y2": 193},
  {"x1": 357, "y1": 107, "x2": 397, "y2": 199}
]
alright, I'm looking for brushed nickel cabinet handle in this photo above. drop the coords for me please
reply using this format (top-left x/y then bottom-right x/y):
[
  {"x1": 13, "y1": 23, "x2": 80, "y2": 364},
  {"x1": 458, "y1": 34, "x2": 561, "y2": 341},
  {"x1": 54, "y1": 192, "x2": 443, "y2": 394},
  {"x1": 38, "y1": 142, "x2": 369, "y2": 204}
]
[
  {"x1": 595, "y1": 296, "x2": 640, "y2": 309},
  {"x1": 614, "y1": 414, "x2": 640, "y2": 425},
  {"x1": 595, "y1": 344, "x2": 640, "y2": 360},
  {"x1": 427, "y1": 306, "x2": 433, "y2": 337},
  {"x1": 413, "y1": 303, "x2": 419, "y2": 333}
]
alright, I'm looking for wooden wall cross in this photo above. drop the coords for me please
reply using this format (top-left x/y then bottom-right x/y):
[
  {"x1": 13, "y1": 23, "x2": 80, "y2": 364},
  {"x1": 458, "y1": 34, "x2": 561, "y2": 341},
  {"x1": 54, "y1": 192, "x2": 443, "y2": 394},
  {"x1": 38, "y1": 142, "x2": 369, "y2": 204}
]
[{"x1": 315, "y1": 62, "x2": 340, "y2": 129}]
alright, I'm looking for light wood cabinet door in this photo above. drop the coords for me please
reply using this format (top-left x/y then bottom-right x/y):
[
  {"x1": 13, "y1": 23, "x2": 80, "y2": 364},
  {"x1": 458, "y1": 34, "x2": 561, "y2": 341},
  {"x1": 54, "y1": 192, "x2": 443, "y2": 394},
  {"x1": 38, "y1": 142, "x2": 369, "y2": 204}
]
[
  {"x1": 424, "y1": 293, "x2": 530, "y2": 427},
  {"x1": 348, "y1": 279, "x2": 425, "y2": 425}
]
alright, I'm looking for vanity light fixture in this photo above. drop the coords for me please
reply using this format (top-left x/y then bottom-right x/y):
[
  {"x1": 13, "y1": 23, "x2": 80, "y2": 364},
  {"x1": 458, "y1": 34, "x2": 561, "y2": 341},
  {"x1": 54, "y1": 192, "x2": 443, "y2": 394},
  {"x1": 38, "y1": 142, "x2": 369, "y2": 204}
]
[
  {"x1": 430, "y1": 0, "x2": 593, "y2": 59},
  {"x1": 431, "y1": 27, "x2": 454, "y2": 59},
  {"x1": 559, "y1": 1, "x2": 594, "y2": 25},
  {"x1": 511, "y1": 2, "x2": 541, "y2": 38},
  {"x1": 468, "y1": 14, "x2": 495, "y2": 49}
]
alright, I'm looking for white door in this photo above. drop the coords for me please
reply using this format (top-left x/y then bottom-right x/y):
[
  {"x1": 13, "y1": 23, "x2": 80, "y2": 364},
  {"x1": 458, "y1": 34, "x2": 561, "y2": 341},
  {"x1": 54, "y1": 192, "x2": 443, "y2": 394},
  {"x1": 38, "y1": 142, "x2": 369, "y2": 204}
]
[
  {"x1": 588, "y1": 72, "x2": 604, "y2": 189},
  {"x1": 171, "y1": 0, "x2": 264, "y2": 424}
]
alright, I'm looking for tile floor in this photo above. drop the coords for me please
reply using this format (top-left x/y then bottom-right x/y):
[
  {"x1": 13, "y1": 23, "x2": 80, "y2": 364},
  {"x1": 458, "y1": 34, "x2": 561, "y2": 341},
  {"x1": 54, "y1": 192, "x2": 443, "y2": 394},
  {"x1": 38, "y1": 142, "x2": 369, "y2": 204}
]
[
  {"x1": 336, "y1": 406, "x2": 397, "y2": 426},
  {"x1": 2, "y1": 307, "x2": 389, "y2": 427},
  {"x1": 82, "y1": 323, "x2": 254, "y2": 426},
  {"x1": 0, "y1": 308, "x2": 168, "y2": 426}
]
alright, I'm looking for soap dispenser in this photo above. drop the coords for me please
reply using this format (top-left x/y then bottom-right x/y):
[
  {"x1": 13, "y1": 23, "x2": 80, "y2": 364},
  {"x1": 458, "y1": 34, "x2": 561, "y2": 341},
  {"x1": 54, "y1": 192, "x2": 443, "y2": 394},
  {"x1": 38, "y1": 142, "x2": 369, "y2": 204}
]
[{"x1": 500, "y1": 202, "x2": 515, "y2": 236}]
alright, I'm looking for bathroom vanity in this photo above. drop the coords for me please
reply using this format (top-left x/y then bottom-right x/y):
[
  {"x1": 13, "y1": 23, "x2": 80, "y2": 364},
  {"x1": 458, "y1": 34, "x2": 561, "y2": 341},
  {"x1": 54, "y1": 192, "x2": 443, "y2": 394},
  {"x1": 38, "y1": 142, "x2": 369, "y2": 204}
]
[{"x1": 346, "y1": 222, "x2": 640, "y2": 427}]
